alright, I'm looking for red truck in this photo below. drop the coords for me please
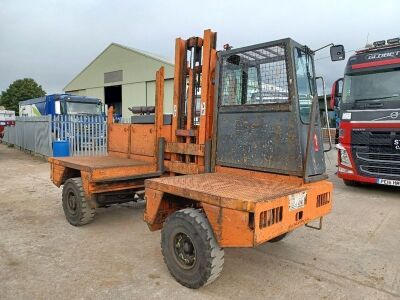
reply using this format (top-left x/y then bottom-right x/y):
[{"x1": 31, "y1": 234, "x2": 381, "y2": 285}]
[
  {"x1": 0, "y1": 108, "x2": 15, "y2": 139},
  {"x1": 332, "y1": 37, "x2": 400, "y2": 187}
]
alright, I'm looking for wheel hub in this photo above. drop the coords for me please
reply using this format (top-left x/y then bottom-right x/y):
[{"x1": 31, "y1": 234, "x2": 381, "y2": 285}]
[
  {"x1": 173, "y1": 233, "x2": 196, "y2": 269},
  {"x1": 66, "y1": 191, "x2": 78, "y2": 214}
]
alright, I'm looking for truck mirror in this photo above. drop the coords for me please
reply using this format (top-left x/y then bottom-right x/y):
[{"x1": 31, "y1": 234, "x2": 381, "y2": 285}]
[
  {"x1": 330, "y1": 45, "x2": 345, "y2": 61},
  {"x1": 330, "y1": 78, "x2": 343, "y2": 110},
  {"x1": 330, "y1": 84, "x2": 336, "y2": 110},
  {"x1": 55, "y1": 101, "x2": 61, "y2": 115},
  {"x1": 335, "y1": 79, "x2": 343, "y2": 98}
]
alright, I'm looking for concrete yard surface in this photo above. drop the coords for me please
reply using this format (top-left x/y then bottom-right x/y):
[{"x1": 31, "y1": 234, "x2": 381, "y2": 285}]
[{"x1": 0, "y1": 143, "x2": 399, "y2": 299}]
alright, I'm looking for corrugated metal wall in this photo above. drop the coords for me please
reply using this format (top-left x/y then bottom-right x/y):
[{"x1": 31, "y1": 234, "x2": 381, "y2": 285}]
[{"x1": 2, "y1": 116, "x2": 52, "y2": 156}]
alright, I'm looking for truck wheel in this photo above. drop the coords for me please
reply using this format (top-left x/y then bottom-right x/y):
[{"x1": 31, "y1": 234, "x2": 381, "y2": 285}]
[
  {"x1": 161, "y1": 208, "x2": 224, "y2": 289},
  {"x1": 268, "y1": 232, "x2": 288, "y2": 243},
  {"x1": 131, "y1": 199, "x2": 146, "y2": 209},
  {"x1": 343, "y1": 179, "x2": 359, "y2": 187},
  {"x1": 131, "y1": 193, "x2": 146, "y2": 209},
  {"x1": 62, "y1": 178, "x2": 95, "y2": 226}
]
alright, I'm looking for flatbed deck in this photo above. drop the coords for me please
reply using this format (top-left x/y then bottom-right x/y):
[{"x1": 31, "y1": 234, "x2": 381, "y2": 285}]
[
  {"x1": 145, "y1": 170, "x2": 333, "y2": 248},
  {"x1": 49, "y1": 155, "x2": 159, "y2": 185},
  {"x1": 146, "y1": 172, "x2": 307, "y2": 211},
  {"x1": 49, "y1": 156, "x2": 153, "y2": 171}
]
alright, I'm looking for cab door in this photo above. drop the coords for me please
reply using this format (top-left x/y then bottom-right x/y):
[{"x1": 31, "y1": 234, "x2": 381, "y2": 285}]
[
  {"x1": 214, "y1": 40, "x2": 304, "y2": 176},
  {"x1": 214, "y1": 40, "x2": 326, "y2": 179},
  {"x1": 293, "y1": 46, "x2": 326, "y2": 179}
]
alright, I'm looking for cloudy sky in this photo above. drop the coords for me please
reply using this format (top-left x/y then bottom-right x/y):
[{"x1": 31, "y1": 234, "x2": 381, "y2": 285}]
[{"x1": 1, "y1": 0, "x2": 399, "y2": 94}]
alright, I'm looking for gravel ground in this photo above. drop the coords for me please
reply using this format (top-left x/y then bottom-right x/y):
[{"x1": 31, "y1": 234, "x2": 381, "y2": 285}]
[{"x1": 0, "y1": 143, "x2": 399, "y2": 299}]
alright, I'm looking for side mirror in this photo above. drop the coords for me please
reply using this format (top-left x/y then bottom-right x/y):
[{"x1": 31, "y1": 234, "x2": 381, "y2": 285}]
[
  {"x1": 330, "y1": 78, "x2": 344, "y2": 110},
  {"x1": 55, "y1": 101, "x2": 61, "y2": 115},
  {"x1": 330, "y1": 45, "x2": 345, "y2": 61}
]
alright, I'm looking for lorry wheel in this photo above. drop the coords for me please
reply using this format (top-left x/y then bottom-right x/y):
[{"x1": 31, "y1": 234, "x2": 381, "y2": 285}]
[
  {"x1": 268, "y1": 232, "x2": 288, "y2": 243},
  {"x1": 131, "y1": 199, "x2": 146, "y2": 209},
  {"x1": 161, "y1": 208, "x2": 224, "y2": 289},
  {"x1": 343, "y1": 179, "x2": 359, "y2": 187},
  {"x1": 62, "y1": 178, "x2": 95, "y2": 226},
  {"x1": 131, "y1": 193, "x2": 146, "y2": 209}
]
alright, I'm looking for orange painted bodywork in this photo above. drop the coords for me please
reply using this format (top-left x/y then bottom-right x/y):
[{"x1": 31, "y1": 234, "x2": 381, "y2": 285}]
[
  {"x1": 49, "y1": 122, "x2": 164, "y2": 204},
  {"x1": 144, "y1": 167, "x2": 333, "y2": 247},
  {"x1": 48, "y1": 28, "x2": 334, "y2": 249},
  {"x1": 48, "y1": 65, "x2": 203, "y2": 205},
  {"x1": 49, "y1": 67, "x2": 170, "y2": 203},
  {"x1": 143, "y1": 29, "x2": 333, "y2": 248}
]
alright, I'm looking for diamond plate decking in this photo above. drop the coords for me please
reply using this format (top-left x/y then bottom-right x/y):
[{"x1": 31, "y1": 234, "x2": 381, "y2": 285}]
[{"x1": 145, "y1": 172, "x2": 306, "y2": 211}]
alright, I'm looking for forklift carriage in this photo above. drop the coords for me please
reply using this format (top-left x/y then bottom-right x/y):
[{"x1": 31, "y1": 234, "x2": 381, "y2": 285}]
[{"x1": 143, "y1": 31, "x2": 333, "y2": 288}]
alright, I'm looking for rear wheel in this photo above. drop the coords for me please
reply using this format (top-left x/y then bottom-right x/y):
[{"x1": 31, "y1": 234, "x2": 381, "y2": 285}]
[
  {"x1": 131, "y1": 193, "x2": 146, "y2": 209},
  {"x1": 161, "y1": 208, "x2": 224, "y2": 289},
  {"x1": 343, "y1": 179, "x2": 359, "y2": 187},
  {"x1": 268, "y1": 232, "x2": 288, "y2": 243},
  {"x1": 62, "y1": 178, "x2": 95, "y2": 226}
]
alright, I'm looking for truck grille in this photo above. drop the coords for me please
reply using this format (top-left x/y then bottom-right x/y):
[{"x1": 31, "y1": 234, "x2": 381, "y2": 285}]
[
  {"x1": 352, "y1": 130, "x2": 400, "y2": 145},
  {"x1": 356, "y1": 152, "x2": 400, "y2": 163},
  {"x1": 360, "y1": 165, "x2": 400, "y2": 176},
  {"x1": 351, "y1": 129, "x2": 400, "y2": 179}
]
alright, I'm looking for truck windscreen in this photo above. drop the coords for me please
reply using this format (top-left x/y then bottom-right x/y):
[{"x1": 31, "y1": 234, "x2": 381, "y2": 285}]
[
  {"x1": 342, "y1": 68, "x2": 400, "y2": 104},
  {"x1": 66, "y1": 102, "x2": 102, "y2": 115}
]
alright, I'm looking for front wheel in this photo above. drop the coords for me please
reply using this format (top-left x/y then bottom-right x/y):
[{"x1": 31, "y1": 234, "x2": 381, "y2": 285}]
[
  {"x1": 343, "y1": 179, "x2": 360, "y2": 187},
  {"x1": 62, "y1": 178, "x2": 95, "y2": 226},
  {"x1": 161, "y1": 208, "x2": 224, "y2": 289}
]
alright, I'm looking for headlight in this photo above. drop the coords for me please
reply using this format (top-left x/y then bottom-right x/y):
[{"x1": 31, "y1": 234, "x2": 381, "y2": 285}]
[
  {"x1": 339, "y1": 128, "x2": 344, "y2": 138},
  {"x1": 339, "y1": 149, "x2": 352, "y2": 167},
  {"x1": 338, "y1": 166, "x2": 353, "y2": 174}
]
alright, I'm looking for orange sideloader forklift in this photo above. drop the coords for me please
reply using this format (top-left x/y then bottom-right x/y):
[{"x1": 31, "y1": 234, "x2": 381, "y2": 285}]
[
  {"x1": 143, "y1": 30, "x2": 344, "y2": 288},
  {"x1": 48, "y1": 29, "x2": 343, "y2": 288}
]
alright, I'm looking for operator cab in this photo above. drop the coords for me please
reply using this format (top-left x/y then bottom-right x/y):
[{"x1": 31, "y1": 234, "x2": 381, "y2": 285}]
[{"x1": 215, "y1": 39, "x2": 339, "y2": 182}]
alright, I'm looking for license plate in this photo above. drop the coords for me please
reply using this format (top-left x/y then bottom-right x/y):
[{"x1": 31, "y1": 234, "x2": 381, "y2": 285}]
[
  {"x1": 377, "y1": 178, "x2": 400, "y2": 187},
  {"x1": 393, "y1": 139, "x2": 400, "y2": 151},
  {"x1": 289, "y1": 191, "x2": 307, "y2": 211}
]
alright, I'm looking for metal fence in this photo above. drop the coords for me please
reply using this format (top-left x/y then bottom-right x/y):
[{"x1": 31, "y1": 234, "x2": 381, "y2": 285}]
[
  {"x1": 2, "y1": 116, "x2": 52, "y2": 156},
  {"x1": 53, "y1": 115, "x2": 107, "y2": 156},
  {"x1": 2, "y1": 115, "x2": 107, "y2": 157}
]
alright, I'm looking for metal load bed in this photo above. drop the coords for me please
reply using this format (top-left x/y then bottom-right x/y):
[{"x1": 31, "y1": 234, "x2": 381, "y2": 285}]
[
  {"x1": 49, "y1": 155, "x2": 161, "y2": 203},
  {"x1": 145, "y1": 170, "x2": 333, "y2": 247},
  {"x1": 145, "y1": 172, "x2": 306, "y2": 211},
  {"x1": 49, "y1": 156, "x2": 159, "y2": 183}
]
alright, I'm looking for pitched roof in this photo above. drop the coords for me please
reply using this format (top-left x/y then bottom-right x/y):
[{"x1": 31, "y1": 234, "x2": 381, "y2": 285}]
[
  {"x1": 113, "y1": 43, "x2": 174, "y2": 66},
  {"x1": 64, "y1": 43, "x2": 174, "y2": 90}
]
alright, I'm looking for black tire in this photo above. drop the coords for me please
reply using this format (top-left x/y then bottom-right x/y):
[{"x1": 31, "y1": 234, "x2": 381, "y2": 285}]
[
  {"x1": 131, "y1": 193, "x2": 146, "y2": 209},
  {"x1": 161, "y1": 208, "x2": 224, "y2": 289},
  {"x1": 343, "y1": 179, "x2": 359, "y2": 187},
  {"x1": 62, "y1": 178, "x2": 95, "y2": 226},
  {"x1": 131, "y1": 199, "x2": 146, "y2": 209},
  {"x1": 268, "y1": 232, "x2": 288, "y2": 243},
  {"x1": 335, "y1": 128, "x2": 339, "y2": 145}
]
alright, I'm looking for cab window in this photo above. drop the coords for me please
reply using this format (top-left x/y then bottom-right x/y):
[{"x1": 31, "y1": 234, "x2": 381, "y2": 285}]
[{"x1": 221, "y1": 44, "x2": 289, "y2": 106}]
